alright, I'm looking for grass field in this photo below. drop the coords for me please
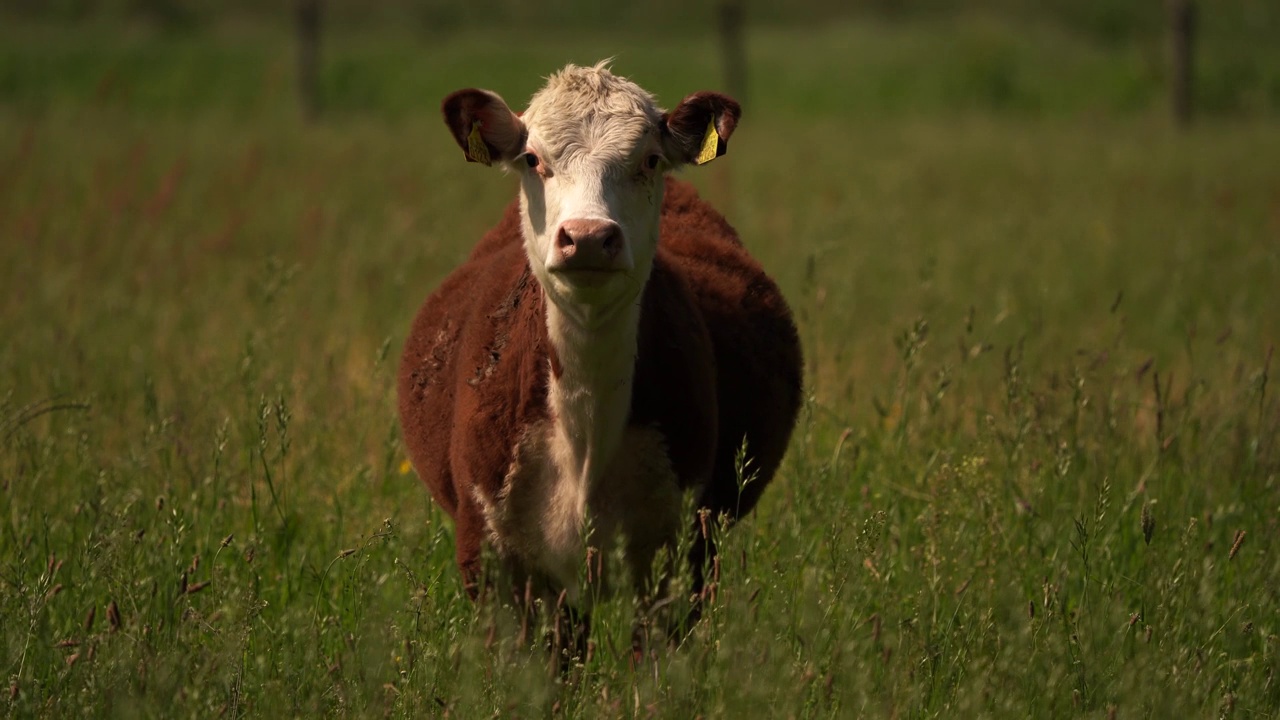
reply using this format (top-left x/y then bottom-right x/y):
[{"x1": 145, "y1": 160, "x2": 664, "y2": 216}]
[{"x1": 2, "y1": 15, "x2": 1279, "y2": 719}]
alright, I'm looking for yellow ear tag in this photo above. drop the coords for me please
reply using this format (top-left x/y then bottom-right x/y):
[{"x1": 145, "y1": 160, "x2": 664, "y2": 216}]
[
  {"x1": 694, "y1": 118, "x2": 720, "y2": 165},
  {"x1": 467, "y1": 121, "x2": 491, "y2": 166}
]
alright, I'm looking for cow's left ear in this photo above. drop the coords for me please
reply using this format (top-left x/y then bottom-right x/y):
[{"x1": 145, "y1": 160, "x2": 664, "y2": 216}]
[{"x1": 662, "y1": 92, "x2": 741, "y2": 167}]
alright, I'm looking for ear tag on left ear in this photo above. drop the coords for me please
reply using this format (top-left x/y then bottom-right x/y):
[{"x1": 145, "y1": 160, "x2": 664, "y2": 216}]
[
  {"x1": 467, "y1": 121, "x2": 491, "y2": 166},
  {"x1": 694, "y1": 117, "x2": 721, "y2": 165}
]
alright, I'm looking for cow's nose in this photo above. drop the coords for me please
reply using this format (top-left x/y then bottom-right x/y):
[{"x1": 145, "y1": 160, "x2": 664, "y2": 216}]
[{"x1": 556, "y1": 219, "x2": 623, "y2": 266}]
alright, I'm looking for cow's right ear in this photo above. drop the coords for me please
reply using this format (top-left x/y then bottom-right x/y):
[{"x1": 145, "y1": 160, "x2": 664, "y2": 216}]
[{"x1": 442, "y1": 89, "x2": 526, "y2": 166}]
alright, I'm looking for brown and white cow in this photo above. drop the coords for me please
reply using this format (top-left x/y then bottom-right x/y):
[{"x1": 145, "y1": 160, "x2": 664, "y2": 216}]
[{"x1": 398, "y1": 62, "x2": 801, "y2": 646}]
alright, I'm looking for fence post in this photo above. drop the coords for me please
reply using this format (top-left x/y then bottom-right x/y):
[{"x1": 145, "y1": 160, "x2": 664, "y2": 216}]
[
  {"x1": 1169, "y1": 0, "x2": 1196, "y2": 126},
  {"x1": 715, "y1": 0, "x2": 746, "y2": 209},
  {"x1": 718, "y1": 0, "x2": 747, "y2": 105},
  {"x1": 296, "y1": 0, "x2": 322, "y2": 122}
]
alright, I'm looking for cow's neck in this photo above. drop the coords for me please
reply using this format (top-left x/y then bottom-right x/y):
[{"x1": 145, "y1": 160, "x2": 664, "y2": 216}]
[{"x1": 543, "y1": 294, "x2": 640, "y2": 495}]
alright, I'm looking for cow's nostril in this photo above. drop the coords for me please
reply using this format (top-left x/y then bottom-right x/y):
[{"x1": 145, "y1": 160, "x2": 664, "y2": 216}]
[
  {"x1": 600, "y1": 225, "x2": 622, "y2": 254},
  {"x1": 556, "y1": 226, "x2": 576, "y2": 253}
]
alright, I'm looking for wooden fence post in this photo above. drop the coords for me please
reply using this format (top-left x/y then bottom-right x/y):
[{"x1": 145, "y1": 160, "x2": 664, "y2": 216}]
[
  {"x1": 296, "y1": 0, "x2": 322, "y2": 122},
  {"x1": 718, "y1": 0, "x2": 747, "y2": 105},
  {"x1": 1170, "y1": 0, "x2": 1196, "y2": 126},
  {"x1": 715, "y1": 0, "x2": 746, "y2": 209}
]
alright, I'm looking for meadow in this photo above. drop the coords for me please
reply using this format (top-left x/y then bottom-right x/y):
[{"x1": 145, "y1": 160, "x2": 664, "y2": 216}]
[{"x1": 2, "y1": 12, "x2": 1279, "y2": 718}]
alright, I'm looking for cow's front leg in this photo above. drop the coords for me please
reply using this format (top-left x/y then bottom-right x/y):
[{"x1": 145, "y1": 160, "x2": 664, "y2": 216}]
[{"x1": 453, "y1": 501, "x2": 486, "y2": 601}]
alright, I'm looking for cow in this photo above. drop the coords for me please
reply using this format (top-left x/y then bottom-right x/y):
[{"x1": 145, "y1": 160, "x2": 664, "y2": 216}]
[{"x1": 397, "y1": 61, "x2": 802, "y2": 659}]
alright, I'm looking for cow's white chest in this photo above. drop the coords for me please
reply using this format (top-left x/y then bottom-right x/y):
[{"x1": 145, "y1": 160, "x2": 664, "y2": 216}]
[{"x1": 485, "y1": 422, "x2": 683, "y2": 603}]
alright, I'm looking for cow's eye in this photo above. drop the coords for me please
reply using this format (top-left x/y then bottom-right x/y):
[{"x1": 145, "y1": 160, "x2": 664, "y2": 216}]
[
  {"x1": 524, "y1": 152, "x2": 539, "y2": 169},
  {"x1": 645, "y1": 154, "x2": 661, "y2": 170}
]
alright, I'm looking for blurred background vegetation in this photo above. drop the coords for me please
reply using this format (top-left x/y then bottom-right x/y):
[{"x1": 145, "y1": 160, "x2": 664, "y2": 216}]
[{"x1": 1, "y1": 0, "x2": 1277, "y2": 120}]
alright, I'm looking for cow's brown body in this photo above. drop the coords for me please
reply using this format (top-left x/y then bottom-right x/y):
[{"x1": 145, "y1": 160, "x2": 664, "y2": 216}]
[{"x1": 398, "y1": 178, "x2": 801, "y2": 601}]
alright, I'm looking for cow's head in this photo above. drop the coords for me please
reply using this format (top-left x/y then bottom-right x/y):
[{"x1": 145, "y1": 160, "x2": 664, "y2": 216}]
[{"x1": 442, "y1": 62, "x2": 739, "y2": 327}]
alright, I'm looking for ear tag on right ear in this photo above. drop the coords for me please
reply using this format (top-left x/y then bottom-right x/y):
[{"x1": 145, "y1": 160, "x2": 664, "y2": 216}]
[
  {"x1": 467, "y1": 121, "x2": 492, "y2": 166},
  {"x1": 694, "y1": 118, "x2": 720, "y2": 165}
]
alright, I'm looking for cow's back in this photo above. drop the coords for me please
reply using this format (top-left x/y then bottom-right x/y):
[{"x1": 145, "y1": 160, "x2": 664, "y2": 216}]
[{"x1": 466, "y1": 196, "x2": 523, "y2": 261}]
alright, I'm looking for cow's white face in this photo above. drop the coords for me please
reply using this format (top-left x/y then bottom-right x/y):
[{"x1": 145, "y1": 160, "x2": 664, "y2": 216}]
[
  {"x1": 516, "y1": 71, "x2": 666, "y2": 320},
  {"x1": 442, "y1": 62, "x2": 740, "y2": 328}
]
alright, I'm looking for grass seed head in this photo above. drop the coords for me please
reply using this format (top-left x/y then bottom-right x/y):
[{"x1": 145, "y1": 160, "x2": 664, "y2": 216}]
[
  {"x1": 1141, "y1": 503, "x2": 1155, "y2": 545},
  {"x1": 107, "y1": 600, "x2": 121, "y2": 631},
  {"x1": 1229, "y1": 530, "x2": 1246, "y2": 560}
]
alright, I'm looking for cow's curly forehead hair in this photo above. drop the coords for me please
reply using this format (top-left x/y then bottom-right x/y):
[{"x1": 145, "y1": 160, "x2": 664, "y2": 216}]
[{"x1": 522, "y1": 61, "x2": 665, "y2": 164}]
